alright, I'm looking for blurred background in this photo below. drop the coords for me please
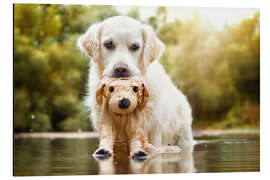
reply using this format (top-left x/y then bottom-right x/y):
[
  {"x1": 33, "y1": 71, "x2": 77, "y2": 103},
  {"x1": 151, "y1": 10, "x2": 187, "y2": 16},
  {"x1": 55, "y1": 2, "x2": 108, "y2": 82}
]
[{"x1": 14, "y1": 4, "x2": 260, "y2": 132}]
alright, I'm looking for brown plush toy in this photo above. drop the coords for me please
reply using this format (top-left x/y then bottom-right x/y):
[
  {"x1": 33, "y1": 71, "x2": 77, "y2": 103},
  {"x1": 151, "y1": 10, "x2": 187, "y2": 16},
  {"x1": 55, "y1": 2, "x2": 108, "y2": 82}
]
[{"x1": 94, "y1": 76, "x2": 181, "y2": 159}]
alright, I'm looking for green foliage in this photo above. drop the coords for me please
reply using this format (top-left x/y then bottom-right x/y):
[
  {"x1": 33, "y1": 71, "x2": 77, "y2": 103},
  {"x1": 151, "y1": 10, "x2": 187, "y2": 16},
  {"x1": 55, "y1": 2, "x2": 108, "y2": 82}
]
[
  {"x1": 147, "y1": 6, "x2": 167, "y2": 31},
  {"x1": 127, "y1": 7, "x2": 140, "y2": 20},
  {"x1": 14, "y1": 5, "x2": 260, "y2": 131},
  {"x1": 30, "y1": 112, "x2": 52, "y2": 132},
  {"x1": 14, "y1": 4, "x2": 118, "y2": 132},
  {"x1": 156, "y1": 8, "x2": 260, "y2": 128}
]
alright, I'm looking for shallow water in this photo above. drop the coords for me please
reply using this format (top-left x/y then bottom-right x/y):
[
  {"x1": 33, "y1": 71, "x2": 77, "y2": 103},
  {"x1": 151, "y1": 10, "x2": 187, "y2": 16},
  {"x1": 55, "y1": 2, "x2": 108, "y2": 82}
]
[{"x1": 14, "y1": 133, "x2": 260, "y2": 176}]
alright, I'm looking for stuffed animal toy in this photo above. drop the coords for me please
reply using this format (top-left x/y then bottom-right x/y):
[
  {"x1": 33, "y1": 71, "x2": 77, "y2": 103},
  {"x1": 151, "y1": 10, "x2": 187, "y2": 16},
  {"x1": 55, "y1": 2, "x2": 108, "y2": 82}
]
[{"x1": 94, "y1": 76, "x2": 181, "y2": 159}]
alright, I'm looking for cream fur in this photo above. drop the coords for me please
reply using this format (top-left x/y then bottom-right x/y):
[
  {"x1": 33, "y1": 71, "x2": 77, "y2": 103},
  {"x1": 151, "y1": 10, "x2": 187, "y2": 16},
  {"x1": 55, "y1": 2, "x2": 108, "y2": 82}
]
[{"x1": 77, "y1": 15, "x2": 194, "y2": 151}]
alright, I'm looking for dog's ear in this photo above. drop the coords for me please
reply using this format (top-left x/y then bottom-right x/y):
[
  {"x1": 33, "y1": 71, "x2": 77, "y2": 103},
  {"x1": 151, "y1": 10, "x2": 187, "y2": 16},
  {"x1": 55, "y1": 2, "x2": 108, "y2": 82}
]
[
  {"x1": 141, "y1": 24, "x2": 165, "y2": 74},
  {"x1": 96, "y1": 82, "x2": 106, "y2": 105},
  {"x1": 77, "y1": 23, "x2": 102, "y2": 63},
  {"x1": 140, "y1": 83, "x2": 149, "y2": 109}
]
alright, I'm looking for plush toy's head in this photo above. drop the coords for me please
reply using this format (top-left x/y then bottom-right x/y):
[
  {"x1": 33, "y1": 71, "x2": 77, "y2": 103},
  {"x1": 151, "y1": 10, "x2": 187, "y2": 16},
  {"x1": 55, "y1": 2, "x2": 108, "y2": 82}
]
[{"x1": 96, "y1": 76, "x2": 149, "y2": 114}]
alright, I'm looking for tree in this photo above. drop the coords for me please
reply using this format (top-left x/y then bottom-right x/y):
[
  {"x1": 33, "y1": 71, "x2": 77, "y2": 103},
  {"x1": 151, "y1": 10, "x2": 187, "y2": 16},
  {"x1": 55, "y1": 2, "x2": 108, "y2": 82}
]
[{"x1": 14, "y1": 4, "x2": 118, "y2": 131}]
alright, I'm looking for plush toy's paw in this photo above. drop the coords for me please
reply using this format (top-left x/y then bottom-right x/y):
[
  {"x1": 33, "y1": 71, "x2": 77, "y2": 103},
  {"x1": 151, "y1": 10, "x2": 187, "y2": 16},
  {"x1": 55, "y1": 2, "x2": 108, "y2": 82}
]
[
  {"x1": 93, "y1": 148, "x2": 112, "y2": 158},
  {"x1": 131, "y1": 150, "x2": 148, "y2": 160}
]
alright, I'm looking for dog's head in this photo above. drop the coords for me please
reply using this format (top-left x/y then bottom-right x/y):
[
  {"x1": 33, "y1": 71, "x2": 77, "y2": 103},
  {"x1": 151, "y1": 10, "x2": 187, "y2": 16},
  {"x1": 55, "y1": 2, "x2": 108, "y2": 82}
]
[
  {"x1": 96, "y1": 76, "x2": 149, "y2": 114},
  {"x1": 77, "y1": 16, "x2": 164, "y2": 77}
]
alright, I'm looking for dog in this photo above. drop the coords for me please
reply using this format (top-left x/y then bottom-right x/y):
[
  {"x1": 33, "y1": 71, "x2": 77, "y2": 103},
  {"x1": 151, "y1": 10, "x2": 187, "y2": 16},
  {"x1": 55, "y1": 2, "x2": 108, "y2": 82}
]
[
  {"x1": 77, "y1": 15, "x2": 194, "y2": 158},
  {"x1": 94, "y1": 76, "x2": 181, "y2": 159}
]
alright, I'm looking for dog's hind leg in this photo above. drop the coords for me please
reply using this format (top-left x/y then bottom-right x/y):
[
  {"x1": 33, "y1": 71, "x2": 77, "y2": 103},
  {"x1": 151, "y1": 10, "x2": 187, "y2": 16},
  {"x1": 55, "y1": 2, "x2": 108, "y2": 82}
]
[
  {"x1": 174, "y1": 102, "x2": 194, "y2": 152},
  {"x1": 148, "y1": 125, "x2": 162, "y2": 147},
  {"x1": 176, "y1": 124, "x2": 194, "y2": 152}
]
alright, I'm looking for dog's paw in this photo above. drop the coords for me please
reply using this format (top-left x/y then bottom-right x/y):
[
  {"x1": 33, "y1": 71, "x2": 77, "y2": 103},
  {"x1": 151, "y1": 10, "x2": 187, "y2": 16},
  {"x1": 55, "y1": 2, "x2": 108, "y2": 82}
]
[
  {"x1": 131, "y1": 150, "x2": 148, "y2": 160},
  {"x1": 170, "y1": 146, "x2": 182, "y2": 153},
  {"x1": 93, "y1": 148, "x2": 112, "y2": 158}
]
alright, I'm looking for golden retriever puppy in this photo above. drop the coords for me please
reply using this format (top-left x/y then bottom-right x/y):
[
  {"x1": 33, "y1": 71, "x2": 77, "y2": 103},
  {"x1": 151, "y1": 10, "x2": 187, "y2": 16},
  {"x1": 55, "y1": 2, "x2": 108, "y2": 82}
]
[
  {"x1": 78, "y1": 16, "x2": 194, "y2": 155},
  {"x1": 94, "y1": 76, "x2": 181, "y2": 159}
]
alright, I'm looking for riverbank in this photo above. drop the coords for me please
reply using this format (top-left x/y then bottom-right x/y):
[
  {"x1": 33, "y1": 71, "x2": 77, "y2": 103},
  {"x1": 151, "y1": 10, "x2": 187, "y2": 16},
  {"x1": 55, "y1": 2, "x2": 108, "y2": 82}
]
[{"x1": 14, "y1": 129, "x2": 259, "y2": 139}]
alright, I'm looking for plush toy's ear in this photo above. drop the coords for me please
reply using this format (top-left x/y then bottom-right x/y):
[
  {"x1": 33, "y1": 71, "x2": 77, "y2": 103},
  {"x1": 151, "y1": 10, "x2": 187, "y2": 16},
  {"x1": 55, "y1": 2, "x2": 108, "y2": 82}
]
[
  {"x1": 96, "y1": 82, "x2": 105, "y2": 105},
  {"x1": 141, "y1": 24, "x2": 165, "y2": 74},
  {"x1": 77, "y1": 23, "x2": 102, "y2": 63},
  {"x1": 140, "y1": 83, "x2": 149, "y2": 109}
]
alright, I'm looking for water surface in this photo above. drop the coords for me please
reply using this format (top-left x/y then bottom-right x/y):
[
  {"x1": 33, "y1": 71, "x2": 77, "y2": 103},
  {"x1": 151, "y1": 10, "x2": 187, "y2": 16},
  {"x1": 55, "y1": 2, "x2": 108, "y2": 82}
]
[{"x1": 14, "y1": 133, "x2": 259, "y2": 176}]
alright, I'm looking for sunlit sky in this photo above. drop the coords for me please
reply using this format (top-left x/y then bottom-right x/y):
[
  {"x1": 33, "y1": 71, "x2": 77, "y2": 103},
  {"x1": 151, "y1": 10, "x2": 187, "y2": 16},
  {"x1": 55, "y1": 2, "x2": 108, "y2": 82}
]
[{"x1": 116, "y1": 6, "x2": 259, "y2": 30}]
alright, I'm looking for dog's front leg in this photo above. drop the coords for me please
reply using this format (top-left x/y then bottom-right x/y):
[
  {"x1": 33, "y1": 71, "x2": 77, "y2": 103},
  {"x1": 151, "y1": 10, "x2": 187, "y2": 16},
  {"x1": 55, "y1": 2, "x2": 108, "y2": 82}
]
[{"x1": 93, "y1": 103, "x2": 116, "y2": 158}]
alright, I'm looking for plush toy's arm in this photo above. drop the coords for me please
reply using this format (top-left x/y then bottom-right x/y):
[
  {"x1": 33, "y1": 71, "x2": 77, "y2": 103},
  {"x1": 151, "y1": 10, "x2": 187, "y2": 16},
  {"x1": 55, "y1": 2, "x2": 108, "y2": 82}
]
[
  {"x1": 126, "y1": 110, "x2": 149, "y2": 158},
  {"x1": 94, "y1": 102, "x2": 116, "y2": 157}
]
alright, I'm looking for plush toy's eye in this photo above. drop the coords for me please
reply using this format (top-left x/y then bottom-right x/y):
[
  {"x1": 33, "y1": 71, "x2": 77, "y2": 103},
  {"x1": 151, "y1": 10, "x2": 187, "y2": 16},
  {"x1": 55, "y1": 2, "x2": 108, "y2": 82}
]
[
  {"x1": 133, "y1": 86, "x2": 138, "y2": 92},
  {"x1": 109, "y1": 86, "x2": 114, "y2": 92}
]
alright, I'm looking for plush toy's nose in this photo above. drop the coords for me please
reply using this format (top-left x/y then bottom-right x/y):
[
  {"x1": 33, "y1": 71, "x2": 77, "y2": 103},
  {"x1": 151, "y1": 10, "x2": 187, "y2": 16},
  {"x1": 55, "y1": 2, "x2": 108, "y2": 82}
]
[{"x1": 118, "y1": 98, "x2": 130, "y2": 109}]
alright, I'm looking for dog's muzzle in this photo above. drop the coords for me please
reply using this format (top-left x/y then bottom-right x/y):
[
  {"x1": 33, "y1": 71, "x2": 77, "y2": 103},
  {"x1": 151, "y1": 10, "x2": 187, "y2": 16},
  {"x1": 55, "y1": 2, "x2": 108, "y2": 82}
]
[{"x1": 112, "y1": 64, "x2": 131, "y2": 78}]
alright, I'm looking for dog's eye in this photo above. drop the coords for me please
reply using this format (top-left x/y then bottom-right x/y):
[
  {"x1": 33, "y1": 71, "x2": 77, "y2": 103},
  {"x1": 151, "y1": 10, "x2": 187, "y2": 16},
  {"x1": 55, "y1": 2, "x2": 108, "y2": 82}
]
[
  {"x1": 104, "y1": 41, "x2": 114, "y2": 50},
  {"x1": 133, "y1": 86, "x2": 138, "y2": 93},
  {"x1": 130, "y1": 44, "x2": 139, "y2": 51},
  {"x1": 109, "y1": 86, "x2": 114, "y2": 92}
]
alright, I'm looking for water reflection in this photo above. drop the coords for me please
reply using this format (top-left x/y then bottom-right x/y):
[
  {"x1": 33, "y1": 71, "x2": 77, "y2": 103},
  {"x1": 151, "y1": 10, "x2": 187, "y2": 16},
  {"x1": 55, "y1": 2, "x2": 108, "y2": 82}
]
[
  {"x1": 95, "y1": 148, "x2": 195, "y2": 174},
  {"x1": 14, "y1": 134, "x2": 259, "y2": 176}
]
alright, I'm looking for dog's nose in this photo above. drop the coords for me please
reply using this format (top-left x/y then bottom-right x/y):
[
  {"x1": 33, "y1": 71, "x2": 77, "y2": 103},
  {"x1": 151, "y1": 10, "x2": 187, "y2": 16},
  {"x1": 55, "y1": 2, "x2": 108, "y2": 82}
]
[
  {"x1": 118, "y1": 98, "x2": 130, "y2": 109},
  {"x1": 113, "y1": 64, "x2": 130, "y2": 78}
]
